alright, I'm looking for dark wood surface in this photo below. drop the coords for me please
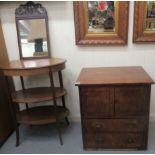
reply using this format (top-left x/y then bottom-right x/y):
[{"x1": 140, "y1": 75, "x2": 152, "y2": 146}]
[
  {"x1": 0, "y1": 58, "x2": 66, "y2": 76},
  {"x1": 0, "y1": 19, "x2": 15, "y2": 145},
  {"x1": 12, "y1": 87, "x2": 66, "y2": 104},
  {"x1": 84, "y1": 133, "x2": 144, "y2": 149},
  {"x1": 75, "y1": 67, "x2": 154, "y2": 85},
  {"x1": 76, "y1": 67, "x2": 154, "y2": 150},
  {"x1": 16, "y1": 106, "x2": 69, "y2": 125},
  {"x1": 0, "y1": 71, "x2": 14, "y2": 145},
  {"x1": 83, "y1": 118, "x2": 147, "y2": 133},
  {"x1": 0, "y1": 58, "x2": 66, "y2": 70},
  {"x1": 115, "y1": 85, "x2": 150, "y2": 116},
  {"x1": 80, "y1": 87, "x2": 114, "y2": 118}
]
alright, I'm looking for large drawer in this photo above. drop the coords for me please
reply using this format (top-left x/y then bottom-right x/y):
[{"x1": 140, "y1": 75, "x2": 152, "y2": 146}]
[
  {"x1": 83, "y1": 118, "x2": 147, "y2": 133},
  {"x1": 84, "y1": 133, "x2": 145, "y2": 149}
]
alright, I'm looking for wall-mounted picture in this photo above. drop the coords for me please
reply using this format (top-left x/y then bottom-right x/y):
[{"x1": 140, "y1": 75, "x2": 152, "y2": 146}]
[
  {"x1": 133, "y1": 1, "x2": 155, "y2": 43},
  {"x1": 87, "y1": 1, "x2": 115, "y2": 33},
  {"x1": 145, "y1": 1, "x2": 155, "y2": 31},
  {"x1": 73, "y1": 1, "x2": 129, "y2": 45}
]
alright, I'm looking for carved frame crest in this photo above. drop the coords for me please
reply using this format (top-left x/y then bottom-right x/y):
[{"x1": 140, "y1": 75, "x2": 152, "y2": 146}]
[
  {"x1": 15, "y1": 1, "x2": 47, "y2": 19},
  {"x1": 15, "y1": 1, "x2": 51, "y2": 60}
]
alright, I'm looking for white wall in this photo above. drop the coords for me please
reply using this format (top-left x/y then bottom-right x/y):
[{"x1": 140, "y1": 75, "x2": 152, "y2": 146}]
[{"x1": 1, "y1": 1, "x2": 155, "y2": 121}]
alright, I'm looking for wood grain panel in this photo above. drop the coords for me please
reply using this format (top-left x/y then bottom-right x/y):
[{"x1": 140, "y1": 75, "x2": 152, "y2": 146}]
[
  {"x1": 81, "y1": 86, "x2": 114, "y2": 118},
  {"x1": 12, "y1": 87, "x2": 66, "y2": 103},
  {"x1": 115, "y1": 85, "x2": 150, "y2": 116},
  {"x1": 84, "y1": 133, "x2": 145, "y2": 149},
  {"x1": 16, "y1": 106, "x2": 69, "y2": 125},
  {"x1": 75, "y1": 67, "x2": 154, "y2": 85},
  {"x1": 83, "y1": 118, "x2": 147, "y2": 133}
]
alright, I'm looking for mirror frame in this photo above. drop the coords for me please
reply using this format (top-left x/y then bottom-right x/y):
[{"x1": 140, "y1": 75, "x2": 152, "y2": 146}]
[
  {"x1": 73, "y1": 1, "x2": 129, "y2": 45},
  {"x1": 15, "y1": 1, "x2": 51, "y2": 59},
  {"x1": 133, "y1": 1, "x2": 155, "y2": 43}
]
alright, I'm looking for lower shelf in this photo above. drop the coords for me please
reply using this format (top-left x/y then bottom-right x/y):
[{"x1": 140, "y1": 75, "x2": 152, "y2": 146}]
[
  {"x1": 16, "y1": 106, "x2": 69, "y2": 125},
  {"x1": 12, "y1": 87, "x2": 66, "y2": 104}
]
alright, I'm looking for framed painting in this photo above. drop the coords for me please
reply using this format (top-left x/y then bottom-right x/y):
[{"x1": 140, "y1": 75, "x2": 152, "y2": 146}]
[
  {"x1": 133, "y1": 1, "x2": 155, "y2": 43},
  {"x1": 73, "y1": 1, "x2": 129, "y2": 45}
]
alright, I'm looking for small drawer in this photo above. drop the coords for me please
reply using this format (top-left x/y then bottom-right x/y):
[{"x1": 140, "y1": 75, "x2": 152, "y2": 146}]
[
  {"x1": 83, "y1": 118, "x2": 147, "y2": 133},
  {"x1": 115, "y1": 85, "x2": 150, "y2": 116},
  {"x1": 84, "y1": 133, "x2": 145, "y2": 149},
  {"x1": 80, "y1": 87, "x2": 114, "y2": 118}
]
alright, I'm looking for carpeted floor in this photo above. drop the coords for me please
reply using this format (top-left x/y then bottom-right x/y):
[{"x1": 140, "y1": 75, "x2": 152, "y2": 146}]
[{"x1": 1, "y1": 122, "x2": 155, "y2": 154}]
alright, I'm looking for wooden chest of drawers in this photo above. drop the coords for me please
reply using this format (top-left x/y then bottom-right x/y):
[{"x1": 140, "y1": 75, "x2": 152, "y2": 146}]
[{"x1": 75, "y1": 67, "x2": 154, "y2": 150}]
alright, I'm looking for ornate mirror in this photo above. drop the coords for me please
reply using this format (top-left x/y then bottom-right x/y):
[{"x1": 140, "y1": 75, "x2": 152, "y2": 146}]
[{"x1": 15, "y1": 2, "x2": 51, "y2": 59}]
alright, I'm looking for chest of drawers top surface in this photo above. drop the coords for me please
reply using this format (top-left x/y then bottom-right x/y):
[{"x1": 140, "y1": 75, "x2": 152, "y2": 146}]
[{"x1": 75, "y1": 66, "x2": 154, "y2": 85}]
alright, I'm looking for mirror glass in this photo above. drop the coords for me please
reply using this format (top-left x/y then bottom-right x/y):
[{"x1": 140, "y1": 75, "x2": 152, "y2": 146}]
[
  {"x1": 18, "y1": 19, "x2": 48, "y2": 58},
  {"x1": 15, "y1": 2, "x2": 50, "y2": 59},
  {"x1": 144, "y1": 1, "x2": 155, "y2": 31}
]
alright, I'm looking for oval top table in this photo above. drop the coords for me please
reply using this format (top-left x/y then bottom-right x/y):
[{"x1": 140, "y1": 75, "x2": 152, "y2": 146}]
[
  {"x1": 0, "y1": 58, "x2": 66, "y2": 76},
  {"x1": 0, "y1": 58, "x2": 69, "y2": 146}
]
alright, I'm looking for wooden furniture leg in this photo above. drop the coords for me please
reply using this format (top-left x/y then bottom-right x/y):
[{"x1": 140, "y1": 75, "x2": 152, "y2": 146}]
[
  {"x1": 49, "y1": 68, "x2": 63, "y2": 145},
  {"x1": 20, "y1": 76, "x2": 29, "y2": 111},
  {"x1": 58, "y1": 71, "x2": 70, "y2": 125}
]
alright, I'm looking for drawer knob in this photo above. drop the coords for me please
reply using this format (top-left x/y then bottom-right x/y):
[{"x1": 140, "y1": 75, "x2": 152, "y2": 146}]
[
  {"x1": 126, "y1": 138, "x2": 134, "y2": 144},
  {"x1": 96, "y1": 137, "x2": 103, "y2": 144},
  {"x1": 128, "y1": 123, "x2": 135, "y2": 128},
  {"x1": 95, "y1": 122, "x2": 102, "y2": 128}
]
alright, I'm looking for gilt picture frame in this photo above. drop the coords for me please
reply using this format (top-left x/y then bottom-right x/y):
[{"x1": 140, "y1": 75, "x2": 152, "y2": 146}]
[
  {"x1": 73, "y1": 1, "x2": 129, "y2": 45},
  {"x1": 133, "y1": 1, "x2": 155, "y2": 43}
]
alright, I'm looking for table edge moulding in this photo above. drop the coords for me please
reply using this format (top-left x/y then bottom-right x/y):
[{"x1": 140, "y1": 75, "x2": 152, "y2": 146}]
[
  {"x1": 0, "y1": 57, "x2": 70, "y2": 146},
  {"x1": 75, "y1": 66, "x2": 154, "y2": 150}
]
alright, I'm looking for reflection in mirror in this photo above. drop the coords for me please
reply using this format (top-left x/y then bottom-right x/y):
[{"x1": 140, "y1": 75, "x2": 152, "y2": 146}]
[
  {"x1": 143, "y1": 1, "x2": 155, "y2": 32},
  {"x1": 18, "y1": 19, "x2": 48, "y2": 58},
  {"x1": 144, "y1": 1, "x2": 155, "y2": 31}
]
